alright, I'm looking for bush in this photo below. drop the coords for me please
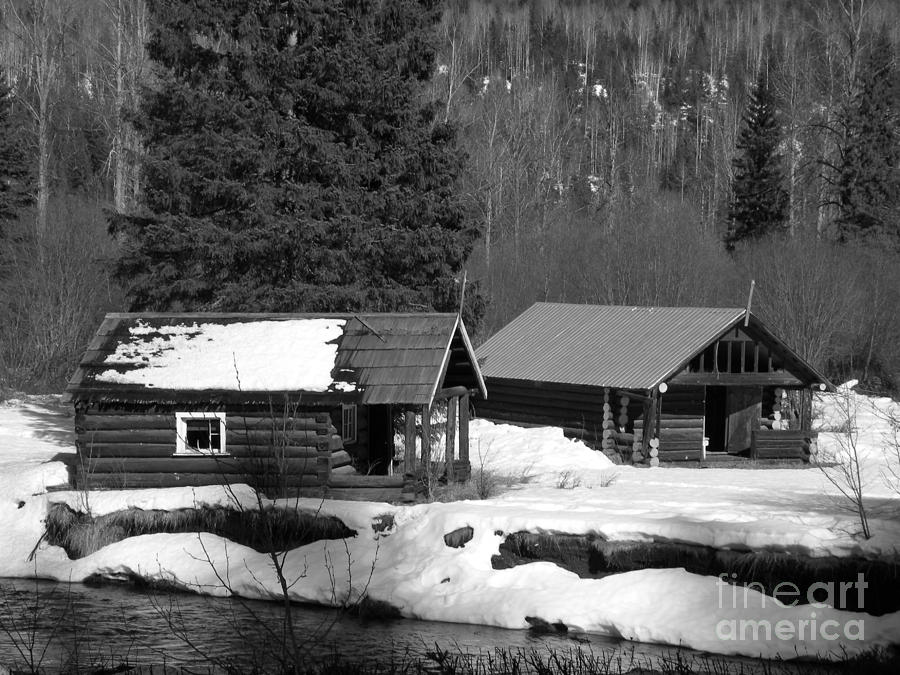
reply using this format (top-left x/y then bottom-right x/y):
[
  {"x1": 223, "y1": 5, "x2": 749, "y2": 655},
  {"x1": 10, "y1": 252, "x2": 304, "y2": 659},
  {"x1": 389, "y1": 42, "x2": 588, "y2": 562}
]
[{"x1": 0, "y1": 196, "x2": 122, "y2": 392}]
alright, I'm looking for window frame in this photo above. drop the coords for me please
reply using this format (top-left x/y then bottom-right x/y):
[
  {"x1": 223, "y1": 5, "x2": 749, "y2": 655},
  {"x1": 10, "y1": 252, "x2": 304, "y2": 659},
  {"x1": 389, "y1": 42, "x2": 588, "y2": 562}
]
[
  {"x1": 341, "y1": 404, "x2": 357, "y2": 445},
  {"x1": 175, "y1": 412, "x2": 228, "y2": 455}
]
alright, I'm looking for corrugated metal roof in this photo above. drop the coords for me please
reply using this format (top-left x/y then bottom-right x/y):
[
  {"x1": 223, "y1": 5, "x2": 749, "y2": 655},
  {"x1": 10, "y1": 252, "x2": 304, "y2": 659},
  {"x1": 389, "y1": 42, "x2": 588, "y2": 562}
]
[
  {"x1": 476, "y1": 303, "x2": 747, "y2": 389},
  {"x1": 66, "y1": 312, "x2": 487, "y2": 406}
]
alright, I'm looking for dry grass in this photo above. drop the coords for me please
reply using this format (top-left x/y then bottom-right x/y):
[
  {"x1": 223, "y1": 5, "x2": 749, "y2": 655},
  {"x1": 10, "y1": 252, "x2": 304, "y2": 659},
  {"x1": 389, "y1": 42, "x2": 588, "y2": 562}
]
[{"x1": 45, "y1": 502, "x2": 354, "y2": 559}]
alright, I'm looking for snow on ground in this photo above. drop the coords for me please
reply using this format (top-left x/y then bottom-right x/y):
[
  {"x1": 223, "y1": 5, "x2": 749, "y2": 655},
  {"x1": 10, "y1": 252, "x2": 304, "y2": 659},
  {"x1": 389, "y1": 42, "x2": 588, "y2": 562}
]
[{"x1": 1, "y1": 388, "x2": 899, "y2": 661}]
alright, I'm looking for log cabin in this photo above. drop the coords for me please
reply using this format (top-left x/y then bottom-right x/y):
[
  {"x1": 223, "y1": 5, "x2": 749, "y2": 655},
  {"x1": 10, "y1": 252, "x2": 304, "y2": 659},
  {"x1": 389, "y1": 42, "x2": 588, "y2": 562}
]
[
  {"x1": 475, "y1": 303, "x2": 833, "y2": 466},
  {"x1": 64, "y1": 312, "x2": 486, "y2": 500}
]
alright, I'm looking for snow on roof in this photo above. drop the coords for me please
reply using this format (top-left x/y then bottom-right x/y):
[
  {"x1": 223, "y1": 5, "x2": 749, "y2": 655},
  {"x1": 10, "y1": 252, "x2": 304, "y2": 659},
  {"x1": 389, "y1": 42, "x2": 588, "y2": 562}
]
[{"x1": 95, "y1": 319, "x2": 349, "y2": 392}]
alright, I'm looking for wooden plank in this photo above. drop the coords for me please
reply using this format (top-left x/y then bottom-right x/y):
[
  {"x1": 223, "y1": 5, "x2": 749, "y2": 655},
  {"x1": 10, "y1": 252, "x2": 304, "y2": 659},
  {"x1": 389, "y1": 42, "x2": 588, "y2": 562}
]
[
  {"x1": 459, "y1": 394, "x2": 469, "y2": 466},
  {"x1": 477, "y1": 407, "x2": 604, "y2": 431},
  {"x1": 445, "y1": 397, "x2": 457, "y2": 481},
  {"x1": 77, "y1": 442, "x2": 176, "y2": 457},
  {"x1": 484, "y1": 382, "x2": 617, "y2": 407},
  {"x1": 82, "y1": 456, "x2": 321, "y2": 475},
  {"x1": 229, "y1": 429, "x2": 328, "y2": 444},
  {"x1": 78, "y1": 417, "x2": 176, "y2": 432},
  {"x1": 404, "y1": 410, "x2": 416, "y2": 474},
  {"x1": 328, "y1": 474, "x2": 404, "y2": 489},
  {"x1": 640, "y1": 390, "x2": 657, "y2": 458},
  {"x1": 756, "y1": 448, "x2": 805, "y2": 459},
  {"x1": 635, "y1": 417, "x2": 704, "y2": 429},
  {"x1": 324, "y1": 487, "x2": 403, "y2": 502},
  {"x1": 659, "y1": 440, "x2": 703, "y2": 451},
  {"x1": 669, "y1": 372, "x2": 803, "y2": 386},
  {"x1": 84, "y1": 429, "x2": 323, "y2": 445},
  {"x1": 658, "y1": 428, "x2": 704, "y2": 441},
  {"x1": 755, "y1": 430, "x2": 817, "y2": 440},
  {"x1": 421, "y1": 404, "x2": 431, "y2": 473},
  {"x1": 81, "y1": 412, "x2": 327, "y2": 429},
  {"x1": 78, "y1": 472, "x2": 322, "y2": 489},
  {"x1": 658, "y1": 449, "x2": 704, "y2": 461},
  {"x1": 477, "y1": 392, "x2": 606, "y2": 418}
]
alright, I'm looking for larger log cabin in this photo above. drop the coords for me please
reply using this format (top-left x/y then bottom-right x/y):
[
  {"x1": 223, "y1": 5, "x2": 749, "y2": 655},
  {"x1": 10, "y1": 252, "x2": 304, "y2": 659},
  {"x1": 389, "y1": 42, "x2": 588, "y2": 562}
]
[
  {"x1": 64, "y1": 313, "x2": 486, "y2": 500},
  {"x1": 476, "y1": 303, "x2": 833, "y2": 466}
]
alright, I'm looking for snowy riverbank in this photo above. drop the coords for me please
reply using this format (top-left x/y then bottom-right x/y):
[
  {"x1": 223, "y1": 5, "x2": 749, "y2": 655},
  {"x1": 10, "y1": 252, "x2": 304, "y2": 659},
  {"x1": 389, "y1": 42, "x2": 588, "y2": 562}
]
[{"x1": 1, "y1": 387, "x2": 899, "y2": 661}]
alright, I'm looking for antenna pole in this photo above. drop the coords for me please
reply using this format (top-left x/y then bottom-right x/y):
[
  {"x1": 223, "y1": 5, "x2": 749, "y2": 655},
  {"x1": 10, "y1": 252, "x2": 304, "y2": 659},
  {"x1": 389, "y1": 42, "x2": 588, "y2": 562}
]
[
  {"x1": 744, "y1": 279, "x2": 755, "y2": 327},
  {"x1": 458, "y1": 270, "x2": 467, "y2": 317}
]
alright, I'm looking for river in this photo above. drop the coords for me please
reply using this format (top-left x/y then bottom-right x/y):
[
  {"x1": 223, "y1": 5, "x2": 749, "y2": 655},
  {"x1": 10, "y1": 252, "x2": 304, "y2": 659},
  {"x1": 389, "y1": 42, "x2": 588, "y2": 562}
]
[{"x1": 0, "y1": 578, "x2": 842, "y2": 673}]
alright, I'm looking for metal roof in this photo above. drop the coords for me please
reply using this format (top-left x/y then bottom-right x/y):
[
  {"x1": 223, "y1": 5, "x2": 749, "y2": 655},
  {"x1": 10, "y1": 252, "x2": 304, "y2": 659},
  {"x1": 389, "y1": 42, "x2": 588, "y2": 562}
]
[
  {"x1": 477, "y1": 302, "x2": 780, "y2": 390},
  {"x1": 66, "y1": 312, "x2": 486, "y2": 406}
]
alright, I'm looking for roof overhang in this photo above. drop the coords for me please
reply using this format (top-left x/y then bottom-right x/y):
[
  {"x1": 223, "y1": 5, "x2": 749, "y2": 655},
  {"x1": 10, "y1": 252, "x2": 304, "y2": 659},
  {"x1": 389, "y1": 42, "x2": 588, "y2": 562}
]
[{"x1": 659, "y1": 311, "x2": 835, "y2": 391}]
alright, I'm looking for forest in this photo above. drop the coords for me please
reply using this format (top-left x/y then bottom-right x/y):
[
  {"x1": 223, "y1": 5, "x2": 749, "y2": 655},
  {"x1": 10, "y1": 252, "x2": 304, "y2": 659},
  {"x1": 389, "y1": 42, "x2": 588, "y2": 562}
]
[{"x1": 0, "y1": 0, "x2": 898, "y2": 395}]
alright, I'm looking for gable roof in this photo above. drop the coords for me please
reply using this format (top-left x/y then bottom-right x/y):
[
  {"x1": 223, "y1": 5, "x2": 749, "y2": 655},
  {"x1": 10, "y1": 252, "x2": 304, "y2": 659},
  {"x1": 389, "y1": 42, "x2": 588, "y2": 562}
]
[
  {"x1": 66, "y1": 312, "x2": 486, "y2": 406},
  {"x1": 476, "y1": 302, "x2": 831, "y2": 390}
]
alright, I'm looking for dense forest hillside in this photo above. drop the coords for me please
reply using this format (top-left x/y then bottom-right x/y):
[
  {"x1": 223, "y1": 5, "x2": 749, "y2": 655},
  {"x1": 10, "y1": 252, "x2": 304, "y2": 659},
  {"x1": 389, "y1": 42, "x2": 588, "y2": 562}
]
[{"x1": 1, "y1": 0, "x2": 898, "y2": 394}]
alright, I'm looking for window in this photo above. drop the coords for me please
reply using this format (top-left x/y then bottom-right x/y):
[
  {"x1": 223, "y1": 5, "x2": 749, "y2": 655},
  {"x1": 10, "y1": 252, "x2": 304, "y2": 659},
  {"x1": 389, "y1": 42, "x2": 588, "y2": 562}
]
[
  {"x1": 341, "y1": 404, "x2": 357, "y2": 444},
  {"x1": 175, "y1": 412, "x2": 227, "y2": 455}
]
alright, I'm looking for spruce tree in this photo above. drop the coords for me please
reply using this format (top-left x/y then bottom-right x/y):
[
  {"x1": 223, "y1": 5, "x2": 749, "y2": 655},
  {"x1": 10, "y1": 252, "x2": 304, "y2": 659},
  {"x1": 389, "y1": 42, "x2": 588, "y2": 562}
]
[
  {"x1": 724, "y1": 71, "x2": 788, "y2": 251},
  {"x1": 0, "y1": 70, "x2": 32, "y2": 234},
  {"x1": 112, "y1": 0, "x2": 479, "y2": 317},
  {"x1": 836, "y1": 33, "x2": 900, "y2": 246}
]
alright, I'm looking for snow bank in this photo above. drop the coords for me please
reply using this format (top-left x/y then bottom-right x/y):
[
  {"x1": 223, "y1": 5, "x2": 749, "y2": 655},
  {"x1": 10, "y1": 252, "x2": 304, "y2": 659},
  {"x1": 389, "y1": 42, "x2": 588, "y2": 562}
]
[
  {"x1": 95, "y1": 319, "x2": 349, "y2": 391},
  {"x1": 815, "y1": 380, "x2": 900, "y2": 498},
  {"x1": 468, "y1": 418, "x2": 615, "y2": 486},
  {"x1": 2, "y1": 394, "x2": 900, "y2": 662}
]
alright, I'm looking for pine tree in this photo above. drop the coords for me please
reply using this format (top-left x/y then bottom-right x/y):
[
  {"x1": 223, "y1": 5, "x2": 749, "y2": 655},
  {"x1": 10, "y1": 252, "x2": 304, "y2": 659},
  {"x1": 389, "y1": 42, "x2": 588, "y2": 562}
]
[
  {"x1": 836, "y1": 32, "x2": 900, "y2": 246},
  {"x1": 112, "y1": 0, "x2": 479, "y2": 317},
  {"x1": 0, "y1": 70, "x2": 32, "y2": 233},
  {"x1": 724, "y1": 71, "x2": 788, "y2": 251}
]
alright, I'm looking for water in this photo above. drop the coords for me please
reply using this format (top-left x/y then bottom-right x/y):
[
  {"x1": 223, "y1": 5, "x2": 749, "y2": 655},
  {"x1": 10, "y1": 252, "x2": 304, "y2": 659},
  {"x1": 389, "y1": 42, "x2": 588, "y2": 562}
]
[{"x1": 0, "y1": 578, "x2": 822, "y2": 673}]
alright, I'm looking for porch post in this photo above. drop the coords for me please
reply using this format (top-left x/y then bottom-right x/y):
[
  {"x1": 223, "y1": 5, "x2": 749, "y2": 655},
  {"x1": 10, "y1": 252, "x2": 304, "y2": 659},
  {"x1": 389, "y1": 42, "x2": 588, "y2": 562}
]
[
  {"x1": 404, "y1": 408, "x2": 416, "y2": 475},
  {"x1": 421, "y1": 403, "x2": 431, "y2": 475},
  {"x1": 445, "y1": 396, "x2": 457, "y2": 481},
  {"x1": 459, "y1": 393, "x2": 470, "y2": 477}
]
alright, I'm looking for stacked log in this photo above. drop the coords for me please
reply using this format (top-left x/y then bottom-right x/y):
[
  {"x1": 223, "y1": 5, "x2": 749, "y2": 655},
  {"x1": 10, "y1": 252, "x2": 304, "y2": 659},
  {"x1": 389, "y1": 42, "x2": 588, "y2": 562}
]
[
  {"x1": 751, "y1": 429, "x2": 817, "y2": 461},
  {"x1": 600, "y1": 388, "x2": 616, "y2": 456},
  {"x1": 634, "y1": 414, "x2": 704, "y2": 462},
  {"x1": 75, "y1": 409, "x2": 336, "y2": 490},
  {"x1": 632, "y1": 427, "x2": 644, "y2": 464}
]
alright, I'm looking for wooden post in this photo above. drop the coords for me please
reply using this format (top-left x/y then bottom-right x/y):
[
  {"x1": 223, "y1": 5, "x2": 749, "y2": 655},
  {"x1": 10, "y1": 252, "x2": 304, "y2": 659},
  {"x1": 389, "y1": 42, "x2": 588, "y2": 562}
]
[
  {"x1": 421, "y1": 404, "x2": 431, "y2": 475},
  {"x1": 404, "y1": 409, "x2": 416, "y2": 475},
  {"x1": 640, "y1": 388, "x2": 658, "y2": 458},
  {"x1": 459, "y1": 393, "x2": 470, "y2": 471},
  {"x1": 655, "y1": 389, "x2": 662, "y2": 443},
  {"x1": 445, "y1": 396, "x2": 457, "y2": 481}
]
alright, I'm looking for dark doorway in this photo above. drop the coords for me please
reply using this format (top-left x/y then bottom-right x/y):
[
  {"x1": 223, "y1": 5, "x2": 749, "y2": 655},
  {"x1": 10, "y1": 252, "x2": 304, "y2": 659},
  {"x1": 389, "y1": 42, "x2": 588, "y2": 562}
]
[
  {"x1": 725, "y1": 387, "x2": 762, "y2": 454},
  {"x1": 367, "y1": 404, "x2": 395, "y2": 475},
  {"x1": 705, "y1": 386, "x2": 727, "y2": 452}
]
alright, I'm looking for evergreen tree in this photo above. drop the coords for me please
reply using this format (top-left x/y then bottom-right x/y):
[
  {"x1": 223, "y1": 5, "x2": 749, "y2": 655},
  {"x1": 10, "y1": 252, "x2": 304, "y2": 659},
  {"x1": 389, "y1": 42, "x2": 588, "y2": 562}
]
[
  {"x1": 112, "y1": 0, "x2": 479, "y2": 317},
  {"x1": 724, "y1": 71, "x2": 788, "y2": 251},
  {"x1": 836, "y1": 32, "x2": 900, "y2": 246},
  {"x1": 0, "y1": 70, "x2": 32, "y2": 233}
]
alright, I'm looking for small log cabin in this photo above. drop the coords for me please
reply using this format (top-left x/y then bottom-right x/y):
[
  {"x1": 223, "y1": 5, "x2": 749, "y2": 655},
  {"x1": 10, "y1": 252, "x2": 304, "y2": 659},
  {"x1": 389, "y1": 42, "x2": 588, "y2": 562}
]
[
  {"x1": 64, "y1": 312, "x2": 486, "y2": 500},
  {"x1": 476, "y1": 303, "x2": 833, "y2": 466}
]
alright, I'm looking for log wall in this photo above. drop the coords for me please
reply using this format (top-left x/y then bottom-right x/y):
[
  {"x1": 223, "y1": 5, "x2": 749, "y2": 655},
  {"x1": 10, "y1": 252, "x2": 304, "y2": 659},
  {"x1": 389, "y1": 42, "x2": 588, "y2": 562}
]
[
  {"x1": 74, "y1": 403, "x2": 339, "y2": 491},
  {"x1": 476, "y1": 378, "x2": 643, "y2": 458}
]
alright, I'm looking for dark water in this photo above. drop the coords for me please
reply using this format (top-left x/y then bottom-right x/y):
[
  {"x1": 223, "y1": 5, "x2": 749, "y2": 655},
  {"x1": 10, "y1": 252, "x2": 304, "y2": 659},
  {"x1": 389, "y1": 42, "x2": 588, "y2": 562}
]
[{"x1": 0, "y1": 578, "x2": 828, "y2": 673}]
